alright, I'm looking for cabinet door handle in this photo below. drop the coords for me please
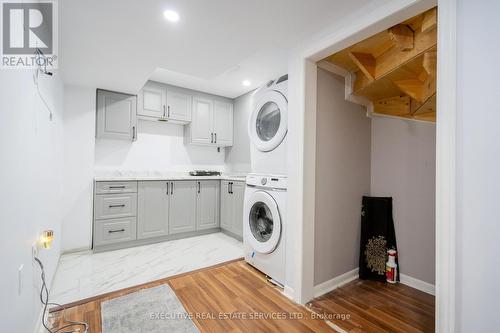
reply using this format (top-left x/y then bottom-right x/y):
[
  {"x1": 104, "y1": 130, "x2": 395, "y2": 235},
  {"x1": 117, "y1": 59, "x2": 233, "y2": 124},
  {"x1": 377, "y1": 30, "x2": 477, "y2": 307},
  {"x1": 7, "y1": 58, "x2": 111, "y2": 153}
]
[
  {"x1": 132, "y1": 126, "x2": 136, "y2": 140},
  {"x1": 166, "y1": 182, "x2": 169, "y2": 195},
  {"x1": 214, "y1": 133, "x2": 217, "y2": 143},
  {"x1": 198, "y1": 181, "x2": 201, "y2": 193},
  {"x1": 108, "y1": 229, "x2": 125, "y2": 234},
  {"x1": 211, "y1": 133, "x2": 214, "y2": 143},
  {"x1": 109, "y1": 204, "x2": 125, "y2": 208},
  {"x1": 171, "y1": 182, "x2": 174, "y2": 195},
  {"x1": 167, "y1": 105, "x2": 170, "y2": 118}
]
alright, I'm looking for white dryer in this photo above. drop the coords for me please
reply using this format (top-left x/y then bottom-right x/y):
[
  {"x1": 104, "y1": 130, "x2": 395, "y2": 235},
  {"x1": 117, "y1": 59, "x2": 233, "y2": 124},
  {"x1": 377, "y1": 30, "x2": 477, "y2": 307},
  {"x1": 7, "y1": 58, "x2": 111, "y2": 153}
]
[
  {"x1": 243, "y1": 174, "x2": 286, "y2": 286},
  {"x1": 249, "y1": 75, "x2": 288, "y2": 174}
]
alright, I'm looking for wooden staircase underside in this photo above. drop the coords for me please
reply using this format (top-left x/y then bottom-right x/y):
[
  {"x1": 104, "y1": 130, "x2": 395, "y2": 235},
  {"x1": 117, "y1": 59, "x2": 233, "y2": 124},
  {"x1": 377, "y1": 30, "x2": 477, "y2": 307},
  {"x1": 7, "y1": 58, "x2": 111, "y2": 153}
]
[{"x1": 320, "y1": 7, "x2": 437, "y2": 122}]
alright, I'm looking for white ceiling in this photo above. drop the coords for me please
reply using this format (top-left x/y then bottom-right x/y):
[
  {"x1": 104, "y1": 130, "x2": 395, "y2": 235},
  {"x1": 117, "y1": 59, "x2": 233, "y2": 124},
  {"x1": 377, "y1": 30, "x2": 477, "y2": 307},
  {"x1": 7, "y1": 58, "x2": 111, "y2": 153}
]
[{"x1": 59, "y1": 0, "x2": 378, "y2": 98}]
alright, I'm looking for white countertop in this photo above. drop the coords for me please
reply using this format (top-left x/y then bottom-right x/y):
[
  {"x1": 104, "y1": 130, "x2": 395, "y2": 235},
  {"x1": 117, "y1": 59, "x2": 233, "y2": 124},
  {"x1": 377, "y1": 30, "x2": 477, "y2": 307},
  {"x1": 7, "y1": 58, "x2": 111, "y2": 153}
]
[{"x1": 94, "y1": 170, "x2": 247, "y2": 182}]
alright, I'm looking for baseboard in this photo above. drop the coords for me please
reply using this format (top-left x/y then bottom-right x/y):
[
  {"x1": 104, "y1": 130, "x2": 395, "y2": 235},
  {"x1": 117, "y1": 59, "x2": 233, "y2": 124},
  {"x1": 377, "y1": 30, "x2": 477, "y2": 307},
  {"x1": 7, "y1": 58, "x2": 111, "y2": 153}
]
[
  {"x1": 313, "y1": 268, "x2": 435, "y2": 298},
  {"x1": 220, "y1": 228, "x2": 243, "y2": 242},
  {"x1": 93, "y1": 228, "x2": 221, "y2": 253},
  {"x1": 61, "y1": 246, "x2": 92, "y2": 255},
  {"x1": 313, "y1": 268, "x2": 359, "y2": 298},
  {"x1": 283, "y1": 285, "x2": 294, "y2": 300},
  {"x1": 400, "y1": 273, "x2": 435, "y2": 296}
]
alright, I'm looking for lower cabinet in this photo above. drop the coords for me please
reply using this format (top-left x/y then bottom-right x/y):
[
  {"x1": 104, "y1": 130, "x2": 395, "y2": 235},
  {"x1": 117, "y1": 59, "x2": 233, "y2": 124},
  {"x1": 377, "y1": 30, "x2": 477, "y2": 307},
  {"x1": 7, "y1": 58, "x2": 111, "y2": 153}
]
[
  {"x1": 196, "y1": 180, "x2": 220, "y2": 230},
  {"x1": 137, "y1": 181, "x2": 169, "y2": 239},
  {"x1": 220, "y1": 180, "x2": 244, "y2": 239},
  {"x1": 94, "y1": 179, "x2": 237, "y2": 252},
  {"x1": 94, "y1": 217, "x2": 137, "y2": 246},
  {"x1": 168, "y1": 181, "x2": 197, "y2": 234}
]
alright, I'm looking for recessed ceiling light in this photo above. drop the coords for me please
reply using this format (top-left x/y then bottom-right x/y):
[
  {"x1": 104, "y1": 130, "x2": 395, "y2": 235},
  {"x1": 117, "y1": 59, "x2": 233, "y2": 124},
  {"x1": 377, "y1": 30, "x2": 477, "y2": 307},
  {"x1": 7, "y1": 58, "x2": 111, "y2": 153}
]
[
  {"x1": 163, "y1": 10, "x2": 180, "y2": 23},
  {"x1": 242, "y1": 80, "x2": 251, "y2": 87}
]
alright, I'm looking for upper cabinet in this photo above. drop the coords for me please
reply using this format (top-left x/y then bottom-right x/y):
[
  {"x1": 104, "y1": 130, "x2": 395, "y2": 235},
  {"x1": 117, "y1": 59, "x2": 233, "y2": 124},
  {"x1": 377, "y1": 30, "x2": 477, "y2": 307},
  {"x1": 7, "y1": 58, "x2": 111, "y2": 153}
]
[
  {"x1": 167, "y1": 87, "x2": 192, "y2": 122},
  {"x1": 138, "y1": 81, "x2": 165, "y2": 119},
  {"x1": 135, "y1": 80, "x2": 234, "y2": 147},
  {"x1": 189, "y1": 96, "x2": 214, "y2": 145},
  {"x1": 214, "y1": 100, "x2": 233, "y2": 146},
  {"x1": 186, "y1": 96, "x2": 233, "y2": 147},
  {"x1": 138, "y1": 81, "x2": 192, "y2": 124},
  {"x1": 96, "y1": 89, "x2": 137, "y2": 141}
]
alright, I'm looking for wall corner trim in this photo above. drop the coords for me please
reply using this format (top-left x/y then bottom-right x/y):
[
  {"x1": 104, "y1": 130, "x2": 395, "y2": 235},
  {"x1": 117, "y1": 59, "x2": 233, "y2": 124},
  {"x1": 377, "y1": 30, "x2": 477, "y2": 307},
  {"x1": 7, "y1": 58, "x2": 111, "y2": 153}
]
[{"x1": 313, "y1": 268, "x2": 359, "y2": 298}]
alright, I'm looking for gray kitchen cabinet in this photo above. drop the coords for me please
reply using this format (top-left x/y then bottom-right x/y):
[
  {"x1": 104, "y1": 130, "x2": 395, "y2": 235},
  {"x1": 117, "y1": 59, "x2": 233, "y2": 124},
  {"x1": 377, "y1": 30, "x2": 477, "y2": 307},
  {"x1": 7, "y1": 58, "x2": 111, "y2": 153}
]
[
  {"x1": 189, "y1": 96, "x2": 214, "y2": 145},
  {"x1": 231, "y1": 181, "x2": 245, "y2": 237},
  {"x1": 137, "y1": 181, "x2": 169, "y2": 239},
  {"x1": 138, "y1": 81, "x2": 165, "y2": 119},
  {"x1": 168, "y1": 181, "x2": 197, "y2": 234},
  {"x1": 93, "y1": 181, "x2": 138, "y2": 250},
  {"x1": 214, "y1": 100, "x2": 233, "y2": 146},
  {"x1": 94, "y1": 193, "x2": 137, "y2": 220},
  {"x1": 95, "y1": 181, "x2": 137, "y2": 194},
  {"x1": 220, "y1": 180, "x2": 244, "y2": 239},
  {"x1": 93, "y1": 178, "x2": 234, "y2": 252},
  {"x1": 94, "y1": 217, "x2": 137, "y2": 246},
  {"x1": 138, "y1": 81, "x2": 192, "y2": 123},
  {"x1": 167, "y1": 87, "x2": 192, "y2": 122},
  {"x1": 196, "y1": 180, "x2": 220, "y2": 230},
  {"x1": 220, "y1": 180, "x2": 232, "y2": 231},
  {"x1": 185, "y1": 96, "x2": 233, "y2": 147},
  {"x1": 96, "y1": 89, "x2": 137, "y2": 141}
]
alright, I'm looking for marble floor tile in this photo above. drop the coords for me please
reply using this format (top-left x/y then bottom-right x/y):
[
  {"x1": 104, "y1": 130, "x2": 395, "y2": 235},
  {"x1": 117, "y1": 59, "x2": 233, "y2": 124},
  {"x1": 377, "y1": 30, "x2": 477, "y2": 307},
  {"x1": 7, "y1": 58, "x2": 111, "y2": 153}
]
[{"x1": 50, "y1": 232, "x2": 243, "y2": 305}]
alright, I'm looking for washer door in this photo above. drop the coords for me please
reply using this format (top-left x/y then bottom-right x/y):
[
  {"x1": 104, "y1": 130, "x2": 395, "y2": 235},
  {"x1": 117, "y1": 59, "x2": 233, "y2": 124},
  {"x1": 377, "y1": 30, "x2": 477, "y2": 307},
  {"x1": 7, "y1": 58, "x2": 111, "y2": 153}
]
[
  {"x1": 247, "y1": 191, "x2": 282, "y2": 254},
  {"x1": 249, "y1": 90, "x2": 287, "y2": 152}
]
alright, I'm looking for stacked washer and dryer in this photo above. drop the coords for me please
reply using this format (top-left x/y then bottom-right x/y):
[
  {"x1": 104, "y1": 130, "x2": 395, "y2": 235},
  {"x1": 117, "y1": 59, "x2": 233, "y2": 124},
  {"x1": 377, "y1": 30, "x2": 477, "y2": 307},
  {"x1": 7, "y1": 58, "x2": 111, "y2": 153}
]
[{"x1": 243, "y1": 74, "x2": 288, "y2": 287}]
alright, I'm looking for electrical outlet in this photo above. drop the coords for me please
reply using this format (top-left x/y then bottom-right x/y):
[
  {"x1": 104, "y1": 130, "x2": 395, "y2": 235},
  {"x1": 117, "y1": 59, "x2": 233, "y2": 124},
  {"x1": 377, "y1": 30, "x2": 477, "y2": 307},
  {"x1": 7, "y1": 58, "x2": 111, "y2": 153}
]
[{"x1": 18, "y1": 264, "x2": 24, "y2": 295}]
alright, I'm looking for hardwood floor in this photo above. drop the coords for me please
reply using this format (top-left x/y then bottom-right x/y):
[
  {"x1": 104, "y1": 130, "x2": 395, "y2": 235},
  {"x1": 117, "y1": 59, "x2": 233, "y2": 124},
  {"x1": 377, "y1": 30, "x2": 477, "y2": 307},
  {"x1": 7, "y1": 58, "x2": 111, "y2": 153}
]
[
  {"x1": 50, "y1": 260, "x2": 434, "y2": 333},
  {"x1": 49, "y1": 259, "x2": 333, "y2": 333},
  {"x1": 308, "y1": 279, "x2": 435, "y2": 333}
]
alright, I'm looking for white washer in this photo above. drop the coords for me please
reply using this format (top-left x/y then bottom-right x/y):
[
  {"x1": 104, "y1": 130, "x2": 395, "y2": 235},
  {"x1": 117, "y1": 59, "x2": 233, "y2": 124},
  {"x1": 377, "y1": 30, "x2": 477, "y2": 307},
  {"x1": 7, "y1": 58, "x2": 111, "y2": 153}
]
[
  {"x1": 249, "y1": 74, "x2": 288, "y2": 174},
  {"x1": 243, "y1": 174, "x2": 286, "y2": 286}
]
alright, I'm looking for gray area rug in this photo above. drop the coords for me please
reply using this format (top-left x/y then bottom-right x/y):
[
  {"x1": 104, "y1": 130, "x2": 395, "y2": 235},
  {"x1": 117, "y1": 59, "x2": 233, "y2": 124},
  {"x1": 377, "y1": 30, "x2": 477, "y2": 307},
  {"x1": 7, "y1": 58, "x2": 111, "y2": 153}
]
[{"x1": 101, "y1": 284, "x2": 199, "y2": 333}]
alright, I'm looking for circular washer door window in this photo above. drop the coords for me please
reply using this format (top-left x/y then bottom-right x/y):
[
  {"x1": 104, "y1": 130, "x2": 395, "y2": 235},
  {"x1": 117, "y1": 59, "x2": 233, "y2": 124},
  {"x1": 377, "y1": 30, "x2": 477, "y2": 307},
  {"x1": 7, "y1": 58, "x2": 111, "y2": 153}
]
[
  {"x1": 249, "y1": 90, "x2": 287, "y2": 152},
  {"x1": 247, "y1": 191, "x2": 282, "y2": 254}
]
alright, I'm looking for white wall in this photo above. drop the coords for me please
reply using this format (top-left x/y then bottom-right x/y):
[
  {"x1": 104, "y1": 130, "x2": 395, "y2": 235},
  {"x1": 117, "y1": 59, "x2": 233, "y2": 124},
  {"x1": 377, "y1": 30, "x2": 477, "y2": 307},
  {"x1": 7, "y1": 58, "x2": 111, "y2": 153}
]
[
  {"x1": 314, "y1": 69, "x2": 371, "y2": 285},
  {"x1": 61, "y1": 85, "x2": 96, "y2": 251},
  {"x1": 371, "y1": 117, "x2": 436, "y2": 284},
  {"x1": 225, "y1": 90, "x2": 254, "y2": 172},
  {"x1": 95, "y1": 120, "x2": 226, "y2": 172},
  {"x1": 0, "y1": 71, "x2": 64, "y2": 332},
  {"x1": 455, "y1": 1, "x2": 500, "y2": 331}
]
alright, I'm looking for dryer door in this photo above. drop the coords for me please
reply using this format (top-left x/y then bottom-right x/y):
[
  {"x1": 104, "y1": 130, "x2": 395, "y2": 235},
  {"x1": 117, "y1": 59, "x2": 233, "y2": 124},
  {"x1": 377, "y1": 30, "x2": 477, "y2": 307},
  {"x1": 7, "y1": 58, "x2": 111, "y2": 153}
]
[
  {"x1": 246, "y1": 191, "x2": 282, "y2": 254},
  {"x1": 249, "y1": 90, "x2": 287, "y2": 152}
]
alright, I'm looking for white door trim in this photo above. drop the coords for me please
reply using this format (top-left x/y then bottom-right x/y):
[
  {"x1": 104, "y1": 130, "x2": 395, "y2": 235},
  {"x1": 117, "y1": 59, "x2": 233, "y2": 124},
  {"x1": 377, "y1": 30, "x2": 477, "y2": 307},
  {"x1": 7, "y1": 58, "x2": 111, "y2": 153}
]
[
  {"x1": 435, "y1": 0, "x2": 457, "y2": 332},
  {"x1": 288, "y1": 0, "x2": 457, "y2": 332}
]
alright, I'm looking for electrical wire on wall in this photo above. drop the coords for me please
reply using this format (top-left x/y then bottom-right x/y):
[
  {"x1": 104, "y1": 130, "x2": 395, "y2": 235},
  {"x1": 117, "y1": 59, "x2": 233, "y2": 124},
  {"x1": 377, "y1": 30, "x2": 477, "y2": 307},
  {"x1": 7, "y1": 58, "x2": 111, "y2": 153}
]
[
  {"x1": 34, "y1": 257, "x2": 89, "y2": 333},
  {"x1": 33, "y1": 48, "x2": 54, "y2": 121}
]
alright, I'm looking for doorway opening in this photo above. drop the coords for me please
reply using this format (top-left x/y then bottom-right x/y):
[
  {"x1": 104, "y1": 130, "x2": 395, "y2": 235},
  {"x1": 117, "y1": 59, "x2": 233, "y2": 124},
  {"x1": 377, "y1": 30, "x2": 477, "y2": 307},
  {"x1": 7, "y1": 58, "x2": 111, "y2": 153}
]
[{"x1": 306, "y1": 7, "x2": 438, "y2": 332}]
